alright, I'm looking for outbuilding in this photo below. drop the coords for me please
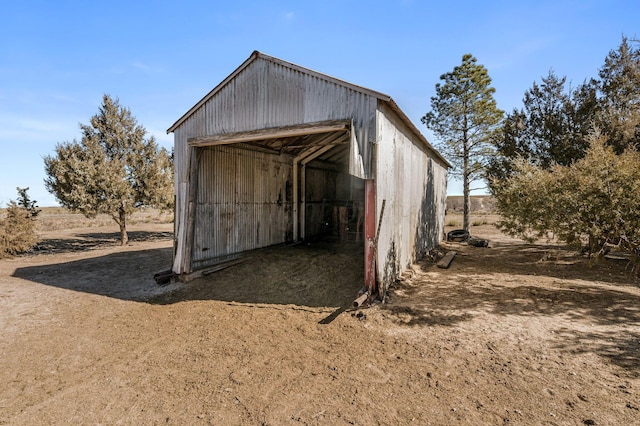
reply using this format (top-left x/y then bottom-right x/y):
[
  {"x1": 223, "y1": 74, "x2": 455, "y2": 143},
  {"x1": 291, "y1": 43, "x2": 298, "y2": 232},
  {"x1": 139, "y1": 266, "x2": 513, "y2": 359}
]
[{"x1": 167, "y1": 51, "x2": 449, "y2": 300}]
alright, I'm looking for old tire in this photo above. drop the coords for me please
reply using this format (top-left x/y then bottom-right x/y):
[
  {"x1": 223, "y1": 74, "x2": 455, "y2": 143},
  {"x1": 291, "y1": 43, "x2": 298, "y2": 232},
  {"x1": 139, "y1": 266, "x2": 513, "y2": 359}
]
[{"x1": 447, "y1": 229, "x2": 469, "y2": 242}]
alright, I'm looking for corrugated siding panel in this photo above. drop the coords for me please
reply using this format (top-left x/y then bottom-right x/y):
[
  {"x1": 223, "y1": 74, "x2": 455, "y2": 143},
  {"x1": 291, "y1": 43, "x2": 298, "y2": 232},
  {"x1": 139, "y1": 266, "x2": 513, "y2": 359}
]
[
  {"x1": 193, "y1": 57, "x2": 374, "y2": 178},
  {"x1": 172, "y1": 107, "x2": 208, "y2": 274},
  {"x1": 191, "y1": 145, "x2": 293, "y2": 268},
  {"x1": 375, "y1": 104, "x2": 448, "y2": 293}
]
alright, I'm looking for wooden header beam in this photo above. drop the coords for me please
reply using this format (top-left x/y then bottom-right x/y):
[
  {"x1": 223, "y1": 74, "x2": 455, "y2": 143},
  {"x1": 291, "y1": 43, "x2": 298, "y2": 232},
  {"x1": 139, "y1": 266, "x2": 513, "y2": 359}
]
[{"x1": 188, "y1": 119, "x2": 351, "y2": 147}]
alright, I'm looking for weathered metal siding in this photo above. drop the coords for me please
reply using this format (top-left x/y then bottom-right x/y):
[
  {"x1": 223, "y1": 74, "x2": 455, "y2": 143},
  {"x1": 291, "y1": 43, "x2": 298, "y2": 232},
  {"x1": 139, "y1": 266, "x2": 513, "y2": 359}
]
[
  {"x1": 173, "y1": 109, "x2": 207, "y2": 274},
  {"x1": 375, "y1": 103, "x2": 448, "y2": 293},
  {"x1": 191, "y1": 145, "x2": 293, "y2": 269},
  {"x1": 194, "y1": 57, "x2": 376, "y2": 178},
  {"x1": 172, "y1": 56, "x2": 379, "y2": 273}
]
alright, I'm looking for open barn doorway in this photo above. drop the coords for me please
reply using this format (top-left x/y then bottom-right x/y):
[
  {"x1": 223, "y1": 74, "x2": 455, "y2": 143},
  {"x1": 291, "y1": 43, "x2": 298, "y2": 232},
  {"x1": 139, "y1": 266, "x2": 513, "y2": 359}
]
[
  {"x1": 181, "y1": 120, "x2": 370, "y2": 300},
  {"x1": 175, "y1": 120, "x2": 369, "y2": 305}
]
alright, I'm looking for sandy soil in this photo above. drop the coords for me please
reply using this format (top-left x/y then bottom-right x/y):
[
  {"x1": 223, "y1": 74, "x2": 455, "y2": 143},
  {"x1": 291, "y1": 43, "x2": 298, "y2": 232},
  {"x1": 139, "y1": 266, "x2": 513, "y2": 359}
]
[{"x1": 1, "y1": 213, "x2": 639, "y2": 425}]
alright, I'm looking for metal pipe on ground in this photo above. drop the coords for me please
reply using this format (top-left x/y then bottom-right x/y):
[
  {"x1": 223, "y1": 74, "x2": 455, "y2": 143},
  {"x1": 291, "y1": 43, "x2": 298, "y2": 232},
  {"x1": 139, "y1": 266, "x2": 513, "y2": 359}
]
[{"x1": 353, "y1": 291, "x2": 369, "y2": 308}]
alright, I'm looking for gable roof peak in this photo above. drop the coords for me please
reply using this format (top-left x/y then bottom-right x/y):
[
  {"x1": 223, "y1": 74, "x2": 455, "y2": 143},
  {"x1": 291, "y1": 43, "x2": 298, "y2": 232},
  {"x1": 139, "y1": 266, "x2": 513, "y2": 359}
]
[{"x1": 167, "y1": 51, "x2": 391, "y2": 133}]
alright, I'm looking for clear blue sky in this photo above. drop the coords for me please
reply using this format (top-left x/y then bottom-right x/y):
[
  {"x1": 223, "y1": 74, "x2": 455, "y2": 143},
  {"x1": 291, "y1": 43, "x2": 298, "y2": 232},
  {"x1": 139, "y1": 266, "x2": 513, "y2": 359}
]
[{"x1": 1, "y1": 0, "x2": 637, "y2": 206}]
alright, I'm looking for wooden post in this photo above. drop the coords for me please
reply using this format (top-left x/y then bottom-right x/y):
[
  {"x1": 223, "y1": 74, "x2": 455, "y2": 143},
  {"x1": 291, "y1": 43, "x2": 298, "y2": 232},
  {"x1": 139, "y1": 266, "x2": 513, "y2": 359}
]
[
  {"x1": 364, "y1": 179, "x2": 376, "y2": 294},
  {"x1": 183, "y1": 147, "x2": 199, "y2": 274},
  {"x1": 339, "y1": 206, "x2": 348, "y2": 241},
  {"x1": 293, "y1": 160, "x2": 299, "y2": 241},
  {"x1": 355, "y1": 201, "x2": 363, "y2": 242},
  {"x1": 301, "y1": 164, "x2": 306, "y2": 240}
]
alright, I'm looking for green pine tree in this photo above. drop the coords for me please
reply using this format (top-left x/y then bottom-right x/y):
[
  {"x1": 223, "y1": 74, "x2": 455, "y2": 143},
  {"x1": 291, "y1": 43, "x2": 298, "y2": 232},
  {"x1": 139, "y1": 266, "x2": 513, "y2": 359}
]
[
  {"x1": 487, "y1": 71, "x2": 597, "y2": 184},
  {"x1": 422, "y1": 54, "x2": 503, "y2": 231},
  {"x1": 596, "y1": 36, "x2": 640, "y2": 152}
]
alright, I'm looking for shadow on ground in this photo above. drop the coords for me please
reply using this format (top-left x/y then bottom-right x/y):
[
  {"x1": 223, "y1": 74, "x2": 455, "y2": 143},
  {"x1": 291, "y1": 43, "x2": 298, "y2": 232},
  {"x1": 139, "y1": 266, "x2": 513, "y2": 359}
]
[
  {"x1": 12, "y1": 247, "x2": 175, "y2": 301},
  {"x1": 12, "y1": 241, "x2": 364, "y2": 308},
  {"x1": 33, "y1": 231, "x2": 174, "y2": 255},
  {"x1": 554, "y1": 328, "x2": 640, "y2": 378},
  {"x1": 383, "y1": 240, "x2": 640, "y2": 375},
  {"x1": 151, "y1": 241, "x2": 364, "y2": 309},
  {"x1": 439, "y1": 241, "x2": 638, "y2": 286}
]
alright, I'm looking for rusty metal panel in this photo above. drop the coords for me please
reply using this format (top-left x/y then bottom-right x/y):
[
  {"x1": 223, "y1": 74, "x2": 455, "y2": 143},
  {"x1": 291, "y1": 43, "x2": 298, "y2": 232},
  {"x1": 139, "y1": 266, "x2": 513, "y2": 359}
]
[
  {"x1": 191, "y1": 145, "x2": 293, "y2": 269},
  {"x1": 375, "y1": 103, "x2": 448, "y2": 294}
]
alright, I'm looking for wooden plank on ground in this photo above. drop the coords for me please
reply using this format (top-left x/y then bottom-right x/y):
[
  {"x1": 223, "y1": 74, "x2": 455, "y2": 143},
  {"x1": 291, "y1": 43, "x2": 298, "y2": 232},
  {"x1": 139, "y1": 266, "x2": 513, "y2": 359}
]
[
  {"x1": 437, "y1": 251, "x2": 457, "y2": 269},
  {"x1": 179, "y1": 258, "x2": 246, "y2": 282}
]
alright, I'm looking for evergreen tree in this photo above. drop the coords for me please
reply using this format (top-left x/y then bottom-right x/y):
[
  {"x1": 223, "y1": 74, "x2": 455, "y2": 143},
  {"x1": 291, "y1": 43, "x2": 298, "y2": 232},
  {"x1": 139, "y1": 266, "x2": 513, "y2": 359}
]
[
  {"x1": 596, "y1": 36, "x2": 640, "y2": 152},
  {"x1": 44, "y1": 95, "x2": 174, "y2": 245},
  {"x1": 492, "y1": 133, "x2": 640, "y2": 273},
  {"x1": 488, "y1": 72, "x2": 597, "y2": 183},
  {"x1": 16, "y1": 187, "x2": 41, "y2": 218},
  {"x1": 489, "y1": 37, "x2": 639, "y2": 185},
  {"x1": 0, "y1": 188, "x2": 39, "y2": 256},
  {"x1": 422, "y1": 54, "x2": 503, "y2": 231}
]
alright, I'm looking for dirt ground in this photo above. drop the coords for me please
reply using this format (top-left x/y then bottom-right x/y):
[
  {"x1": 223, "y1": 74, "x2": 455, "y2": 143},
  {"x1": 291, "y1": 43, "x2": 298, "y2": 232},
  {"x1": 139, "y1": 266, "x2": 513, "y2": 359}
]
[{"x1": 1, "y1": 212, "x2": 639, "y2": 425}]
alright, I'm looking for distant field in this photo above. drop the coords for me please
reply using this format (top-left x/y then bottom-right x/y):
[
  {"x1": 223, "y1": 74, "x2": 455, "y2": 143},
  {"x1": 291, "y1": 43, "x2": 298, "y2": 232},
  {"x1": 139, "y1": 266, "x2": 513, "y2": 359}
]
[
  {"x1": 4, "y1": 199, "x2": 486, "y2": 229},
  {"x1": 446, "y1": 195, "x2": 495, "y2": 213},
  {"x1": 33, "y1": 207, "x2": 174, "y2": 231}
]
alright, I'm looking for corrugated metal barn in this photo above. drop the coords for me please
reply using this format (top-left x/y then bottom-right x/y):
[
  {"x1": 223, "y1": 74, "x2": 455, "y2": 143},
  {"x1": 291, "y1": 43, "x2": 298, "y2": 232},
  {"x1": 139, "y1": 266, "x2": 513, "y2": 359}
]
[{"x1": 167, "y1": 51, "x2": 449, "y2": 300}]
